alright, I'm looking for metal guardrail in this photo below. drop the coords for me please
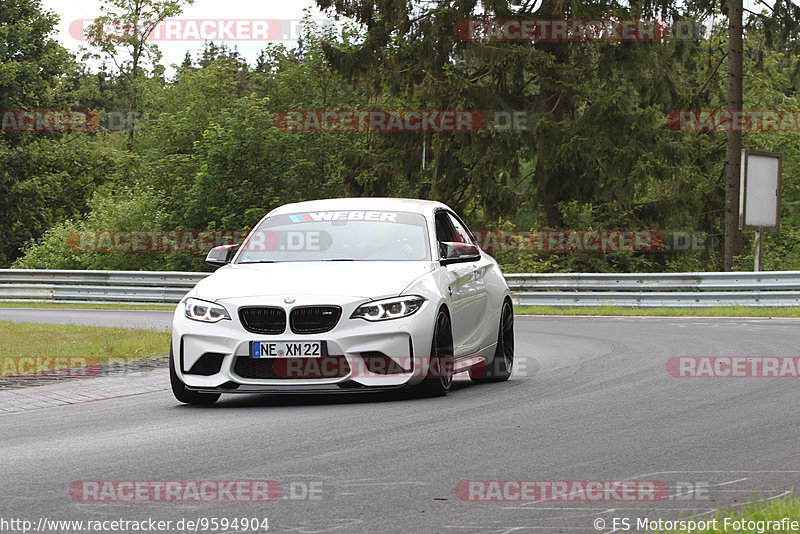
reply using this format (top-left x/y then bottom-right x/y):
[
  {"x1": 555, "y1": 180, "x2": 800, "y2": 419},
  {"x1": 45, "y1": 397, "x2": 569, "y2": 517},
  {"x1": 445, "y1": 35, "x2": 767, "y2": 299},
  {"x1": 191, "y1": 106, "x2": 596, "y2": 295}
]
[
  {"x1": 504, "y1": 271, "x2": 800, "y2": 307},
  {"x1": 514, "y1": 290, "x2": 800, "y2": 307},
  {"x1": 1, "y1": 269, "x2": 799, "y2": 307},
  {"x1": 0, "y1": 270, "x2": 207, "y2": 304}
]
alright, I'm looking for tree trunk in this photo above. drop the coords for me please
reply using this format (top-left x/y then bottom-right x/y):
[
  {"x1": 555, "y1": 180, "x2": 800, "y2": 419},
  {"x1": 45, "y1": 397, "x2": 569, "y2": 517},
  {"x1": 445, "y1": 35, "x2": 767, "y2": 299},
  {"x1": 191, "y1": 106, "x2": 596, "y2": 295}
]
[
  {"x1": 723, "y1": 0, "x2": 743, "y2": 270},
  {"x1": 128, "y1": 81, "x2": 137, "y2": 151},
  {"x1": 534, "y1": 0, "x2": 569, "y2": 228},
  {"x1": 128, "y1": 1, "x2": 142, "y2": 152}
]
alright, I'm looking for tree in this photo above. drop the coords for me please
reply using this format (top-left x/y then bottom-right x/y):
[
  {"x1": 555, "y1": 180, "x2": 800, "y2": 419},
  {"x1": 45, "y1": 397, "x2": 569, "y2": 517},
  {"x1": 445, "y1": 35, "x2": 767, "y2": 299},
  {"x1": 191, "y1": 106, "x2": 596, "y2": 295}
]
[
  {"x1": 723, "y1": 0, "x2": 744, "y2": 270},
  {"x1": 85, "y1": 0, "x2": 194, "y2": 151},
  {"x1": 313, "y1": 0, "x2": 714, "y2": 226},
  {"x1": 0, "y1": 0, "x2": 79, "y2": 266},
  {"x1": 0, "y1": 0, "x2": 74, "y2": 135}
]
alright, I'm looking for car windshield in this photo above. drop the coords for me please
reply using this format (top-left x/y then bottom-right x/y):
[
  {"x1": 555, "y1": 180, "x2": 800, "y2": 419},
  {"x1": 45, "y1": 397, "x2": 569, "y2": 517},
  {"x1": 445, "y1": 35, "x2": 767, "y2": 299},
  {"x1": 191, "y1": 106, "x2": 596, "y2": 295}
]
[{"x1": 236, "y1": 209, "x2": 431, "y2": 262}]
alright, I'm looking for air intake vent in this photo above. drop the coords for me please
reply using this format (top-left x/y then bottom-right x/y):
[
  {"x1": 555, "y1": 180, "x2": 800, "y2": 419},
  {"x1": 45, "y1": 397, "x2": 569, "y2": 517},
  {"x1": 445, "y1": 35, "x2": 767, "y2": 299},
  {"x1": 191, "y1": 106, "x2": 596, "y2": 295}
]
[
  {"x1": 239, "y1": 307, "x2": 286, "y2": 334},
  {"x1": 289, "y1": 306, "x2": 342, "y2": 334},
  {"x1": 186, "y1": 353, "x2": 225, "y2": 375},
  {"x1": 234, "y1": 355, "x2": 349, "y2": 379}
]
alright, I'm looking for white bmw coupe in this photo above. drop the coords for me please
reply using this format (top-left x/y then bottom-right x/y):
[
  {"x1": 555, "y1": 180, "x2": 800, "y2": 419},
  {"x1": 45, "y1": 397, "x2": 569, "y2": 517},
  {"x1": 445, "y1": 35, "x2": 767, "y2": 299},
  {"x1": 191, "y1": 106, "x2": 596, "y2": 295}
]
[{"x1": 170, "y1": 198, "x2": 514, "y2": 404}]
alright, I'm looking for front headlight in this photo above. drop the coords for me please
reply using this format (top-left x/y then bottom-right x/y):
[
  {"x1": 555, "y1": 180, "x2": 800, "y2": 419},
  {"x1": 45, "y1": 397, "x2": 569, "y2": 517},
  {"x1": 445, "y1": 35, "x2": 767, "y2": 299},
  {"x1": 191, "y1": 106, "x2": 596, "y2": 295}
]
[
  {"x1": 184, "y1": 298, "x2": 231, "y2": 323},
  {"x1": 351, "y1": 296, "x2": 426, "y2": 321}
]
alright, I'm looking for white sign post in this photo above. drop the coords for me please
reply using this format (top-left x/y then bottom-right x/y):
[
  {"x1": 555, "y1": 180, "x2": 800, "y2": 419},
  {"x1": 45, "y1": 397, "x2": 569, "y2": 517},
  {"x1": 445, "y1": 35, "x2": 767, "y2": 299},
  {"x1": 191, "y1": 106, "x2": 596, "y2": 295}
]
[{"x1": 739, "y1": 150, "x2": 781, "y2": 271}]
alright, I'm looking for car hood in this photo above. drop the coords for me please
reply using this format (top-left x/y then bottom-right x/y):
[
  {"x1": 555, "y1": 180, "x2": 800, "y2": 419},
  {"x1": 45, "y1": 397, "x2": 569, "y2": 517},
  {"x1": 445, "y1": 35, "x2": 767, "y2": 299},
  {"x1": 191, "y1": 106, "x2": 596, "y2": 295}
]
[{"x1": 193, "y1": 261, "x2": 436, "y2": 301}]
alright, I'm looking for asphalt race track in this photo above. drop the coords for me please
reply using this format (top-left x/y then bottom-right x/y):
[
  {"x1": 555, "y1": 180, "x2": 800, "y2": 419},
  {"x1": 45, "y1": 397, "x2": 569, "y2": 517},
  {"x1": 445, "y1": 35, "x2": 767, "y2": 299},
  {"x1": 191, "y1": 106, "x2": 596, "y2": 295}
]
[{"x1": 2, "y1": 312, "x2": 799, "y2": 533}]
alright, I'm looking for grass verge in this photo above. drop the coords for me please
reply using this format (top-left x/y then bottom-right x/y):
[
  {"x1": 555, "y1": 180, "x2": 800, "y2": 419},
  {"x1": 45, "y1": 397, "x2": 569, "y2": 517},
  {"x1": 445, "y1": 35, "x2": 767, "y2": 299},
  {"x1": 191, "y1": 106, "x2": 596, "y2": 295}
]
[
  {"x1": 657, "y1": 494, "x2": 799, "y2": 533},
  {"x1": 0, "y1": 321, "x2": 170, "y2": 367},
  {"x1": 515, "y1": 305, "x2": 800, "y2": 317}
]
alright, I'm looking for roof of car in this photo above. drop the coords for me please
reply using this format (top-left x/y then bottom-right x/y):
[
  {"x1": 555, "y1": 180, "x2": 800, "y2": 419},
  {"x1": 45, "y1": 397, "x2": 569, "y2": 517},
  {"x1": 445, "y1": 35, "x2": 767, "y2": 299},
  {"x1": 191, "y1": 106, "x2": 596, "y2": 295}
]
[{"x1": 269, "y1": 197, "x2": 450, "y2": 216}]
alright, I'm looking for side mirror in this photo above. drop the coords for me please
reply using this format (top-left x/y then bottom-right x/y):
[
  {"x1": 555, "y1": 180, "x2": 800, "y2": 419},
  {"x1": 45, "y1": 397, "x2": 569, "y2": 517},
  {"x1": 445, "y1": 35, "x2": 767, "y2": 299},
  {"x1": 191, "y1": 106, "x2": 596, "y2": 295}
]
[
  {"x1": 439, "y1": 242, "x2": 481, "y2": 265},
  {"x1": 205, "y1": 244, "x2": 240, "y2": 266}
]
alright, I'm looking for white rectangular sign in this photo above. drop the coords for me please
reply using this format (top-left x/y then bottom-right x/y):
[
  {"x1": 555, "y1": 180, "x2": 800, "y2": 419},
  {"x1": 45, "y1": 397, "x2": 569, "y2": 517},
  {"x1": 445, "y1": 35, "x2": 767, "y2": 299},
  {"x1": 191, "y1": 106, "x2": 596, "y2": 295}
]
[{"x1": 739, "y1": 150, "x2": 781, "y2": 231}]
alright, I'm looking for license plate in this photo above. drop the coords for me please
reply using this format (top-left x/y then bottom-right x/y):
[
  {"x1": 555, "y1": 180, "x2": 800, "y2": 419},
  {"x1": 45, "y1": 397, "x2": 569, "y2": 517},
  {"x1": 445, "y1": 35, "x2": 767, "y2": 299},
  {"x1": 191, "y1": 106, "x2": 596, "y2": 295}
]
[{"x1": 252, "y1": 341, "x2": 322, "y2": 358}]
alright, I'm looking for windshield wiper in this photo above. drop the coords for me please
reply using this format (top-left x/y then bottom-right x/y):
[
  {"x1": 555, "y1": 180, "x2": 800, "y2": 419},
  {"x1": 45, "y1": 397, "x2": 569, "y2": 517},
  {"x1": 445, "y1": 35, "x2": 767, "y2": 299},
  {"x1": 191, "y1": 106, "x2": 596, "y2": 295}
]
[
  {"x1": 323, "y1": 258, "x2": 356, "y2": 261},
  {"x1": 239, "y1": 260, "x2": 278, "y2": 264}
]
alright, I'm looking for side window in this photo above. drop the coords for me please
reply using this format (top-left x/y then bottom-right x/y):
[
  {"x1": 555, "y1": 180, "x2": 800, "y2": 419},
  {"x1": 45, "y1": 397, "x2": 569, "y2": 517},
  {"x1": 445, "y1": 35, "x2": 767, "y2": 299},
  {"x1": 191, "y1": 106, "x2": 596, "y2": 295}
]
[
  {"x1": 435, "y1": 212, "x2": 457, "y2": 258},
  {"x1": 446, "y1": 212, "x2": 476, "y2": 246}
]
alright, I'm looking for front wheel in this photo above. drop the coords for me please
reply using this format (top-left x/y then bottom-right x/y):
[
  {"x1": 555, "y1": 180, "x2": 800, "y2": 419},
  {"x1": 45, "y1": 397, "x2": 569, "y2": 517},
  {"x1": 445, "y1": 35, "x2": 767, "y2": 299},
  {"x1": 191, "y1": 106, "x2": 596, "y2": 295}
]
[
  {"x1": 470, "y1": 300, "x2": 514, "y2": 382},
  {"x1": 416, "y1": 310, "x2": 454, "y2": 397},
  {"x1": 170, "y1": 346, "x2": 220, "y2": 405}
]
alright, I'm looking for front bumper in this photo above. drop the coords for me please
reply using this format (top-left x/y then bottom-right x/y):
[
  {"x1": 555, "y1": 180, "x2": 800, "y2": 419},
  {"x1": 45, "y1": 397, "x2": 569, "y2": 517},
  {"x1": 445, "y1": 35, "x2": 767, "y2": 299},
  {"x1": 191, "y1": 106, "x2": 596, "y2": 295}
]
[{"x1": 172, "y1": 294, "x2": 437, "y2": 391}]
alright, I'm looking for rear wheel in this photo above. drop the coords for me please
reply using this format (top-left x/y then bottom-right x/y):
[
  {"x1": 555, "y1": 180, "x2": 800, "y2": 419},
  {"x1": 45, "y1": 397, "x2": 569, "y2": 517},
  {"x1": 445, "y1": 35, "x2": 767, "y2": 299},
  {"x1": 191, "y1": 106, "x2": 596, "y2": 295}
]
[
  {"x1": 470, "y1": 300, "x2": 514, "y2": 382},
  {"x1": 417, "y1": 310, "x2": 454, "y2": 397},
  {"x1": 170, "y1": 346, "x2": 220, "y2": 405}
]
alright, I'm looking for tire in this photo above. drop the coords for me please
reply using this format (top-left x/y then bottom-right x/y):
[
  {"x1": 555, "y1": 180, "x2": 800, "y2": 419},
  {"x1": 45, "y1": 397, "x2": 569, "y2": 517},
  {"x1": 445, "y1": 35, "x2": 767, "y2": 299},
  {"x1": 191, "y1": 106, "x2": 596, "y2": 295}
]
[
  {"x1": 170, "y1": 346, "x2": 220, "y2": 405},
  {"x1": 417, "y1": 310, "x2": 454, "y2": 397},
  {"x1": 470, "y1": 299, "x2": 514, "y2": 383}
]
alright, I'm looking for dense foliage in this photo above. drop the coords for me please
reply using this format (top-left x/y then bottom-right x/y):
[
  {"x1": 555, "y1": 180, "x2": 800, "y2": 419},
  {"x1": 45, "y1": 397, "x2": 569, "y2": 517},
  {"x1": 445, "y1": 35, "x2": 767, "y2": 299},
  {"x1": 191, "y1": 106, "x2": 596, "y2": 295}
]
[{"x1": 2, "y1": 0, "x2": 799, "y2": 272}]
